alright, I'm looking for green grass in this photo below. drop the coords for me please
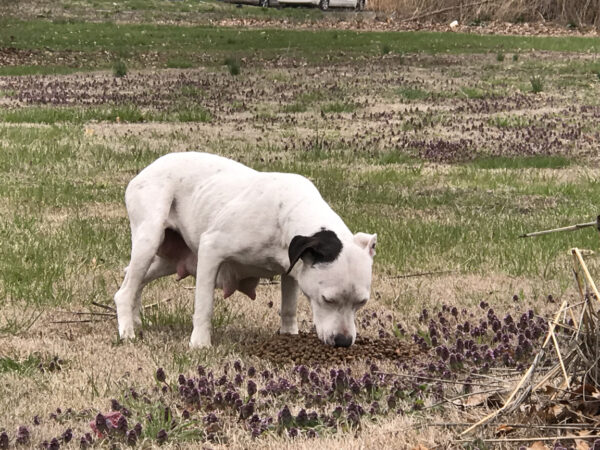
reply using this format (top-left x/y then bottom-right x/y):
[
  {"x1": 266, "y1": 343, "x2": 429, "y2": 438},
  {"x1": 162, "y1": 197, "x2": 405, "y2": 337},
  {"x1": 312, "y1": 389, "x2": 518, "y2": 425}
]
[
  {"x1": 113, "y1": 59, "x2": 128, "y2": 77},
  {"x1": 4, "y1": 19, "x2": 600, "y2": 71},
  {"x1": 320, "y1": 101, "x2": 356, "y2": 114},
  {"x1": 468, "y1": 155, "x2": 573, "y2": 169},
  {"x1": 166, "y1": 57, "x2": 195, "y2": 69},
  {"x1": 0, "y1": 354, "x2": 41, "y2": 375},
  {"x1": 397, "y1": 87, "x2": 430, "y2": 101},
  {"x1": 488, "y1": 115, "x2": 533, "y2": 129},
  {"x1": 0, "y1": 65, "x2": 92, "y2": 76},
  {"x1": 282, "y1": 90, "x2": 327, "y2": 113},
  {"x1": 0, "y1": 105, "x2": 211, "y2": 124},
  {"x1": 460, "y1": 86, "x2": 487, "y2": 99}
]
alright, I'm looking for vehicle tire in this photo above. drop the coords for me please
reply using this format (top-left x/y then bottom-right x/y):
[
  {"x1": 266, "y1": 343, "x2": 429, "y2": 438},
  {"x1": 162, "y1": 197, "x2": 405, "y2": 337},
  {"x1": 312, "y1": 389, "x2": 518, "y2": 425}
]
[
  {"x1": 355, "y1": 0, "x2": 365, "y2": 10},
  {"x1": 319, "y1": 0, "x2": 329, "y2": 11},
  {"x1": 259, "y1": 0, "x2": 270, "y2": 7}
]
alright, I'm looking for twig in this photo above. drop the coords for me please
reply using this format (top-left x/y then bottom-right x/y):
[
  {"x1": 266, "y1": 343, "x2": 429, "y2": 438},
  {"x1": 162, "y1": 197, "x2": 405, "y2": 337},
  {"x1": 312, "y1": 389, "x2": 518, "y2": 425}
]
[
  {"x1": 56, "y1": 311, "x2": 115, "y2": 317},
  {"x1": 399, "y1": 0, "x2": 494, "y2": 22},
  {"x1": 425, "y1": 388, "x2": 504, "y2": 410},
  {"x1": 143, "y1": 298, "x2": 173, "y2": 309},
  {"x1": 573, "y1": 248, "x2": 600, "y2": 305},
  {"x1": 374, "y1": 371, "x2": 503, "y2": 388},
  {"x1": 50, "y1": 319, "x2": 110, "y2": 324},
  {"x1": 550, "y1": 327, "x2": 571, "y2": 389},
  {"x1": 90, "y1": 301, "x2": 116, "y2": 312},
  {"x1": 412, "y1": 422, "x2": 600, "y2": 431},
  {"x1": 387, "y1": 270, "x2": 454, "y2": 279},
  {"x1": 455, "y1": 435, "x2": 600, "y2": 444}
]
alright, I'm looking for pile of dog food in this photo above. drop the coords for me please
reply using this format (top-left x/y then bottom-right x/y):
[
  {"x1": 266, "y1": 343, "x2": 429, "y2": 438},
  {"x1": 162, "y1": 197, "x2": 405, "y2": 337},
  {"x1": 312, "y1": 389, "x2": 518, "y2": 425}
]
[{"x1": 247, "y1": 332, "x2": 423, "y2": 366}]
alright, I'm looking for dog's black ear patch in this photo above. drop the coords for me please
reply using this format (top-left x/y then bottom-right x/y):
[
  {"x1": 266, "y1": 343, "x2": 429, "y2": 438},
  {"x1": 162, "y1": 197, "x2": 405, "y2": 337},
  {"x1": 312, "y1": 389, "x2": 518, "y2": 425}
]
[{"x1": 286, "y1": 230, "x2": 343, "y2": 275}]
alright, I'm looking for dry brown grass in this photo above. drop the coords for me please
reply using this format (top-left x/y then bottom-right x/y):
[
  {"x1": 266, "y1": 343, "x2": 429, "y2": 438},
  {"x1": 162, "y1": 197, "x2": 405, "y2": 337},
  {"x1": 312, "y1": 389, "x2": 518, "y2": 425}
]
[{"x1": 368, "y1": 0, "x2": 600, "y2": 26}]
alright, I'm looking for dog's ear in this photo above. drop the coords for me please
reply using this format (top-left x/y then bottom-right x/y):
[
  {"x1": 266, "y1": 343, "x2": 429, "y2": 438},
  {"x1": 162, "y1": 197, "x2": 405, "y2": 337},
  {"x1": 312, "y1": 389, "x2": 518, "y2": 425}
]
[
  {"x1": 287, "y1": 230, "x2": 343, "y2": 275},
  {"x1": 354, "y1": 232, "x2": 377, "y2": 258}
]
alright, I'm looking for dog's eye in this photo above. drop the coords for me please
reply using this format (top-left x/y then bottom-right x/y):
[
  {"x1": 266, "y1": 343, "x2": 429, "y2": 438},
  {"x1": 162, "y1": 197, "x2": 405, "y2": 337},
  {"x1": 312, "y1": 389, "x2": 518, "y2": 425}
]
[{"x1": 322, "y1": 296, "x2": 335, "y2": 305}]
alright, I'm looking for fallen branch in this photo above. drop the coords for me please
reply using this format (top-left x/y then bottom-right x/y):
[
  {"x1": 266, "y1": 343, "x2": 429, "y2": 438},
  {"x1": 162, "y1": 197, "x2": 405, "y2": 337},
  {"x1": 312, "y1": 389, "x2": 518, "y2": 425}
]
[
  {"x1": 374, "y1": 371, "x2": 504, "y2": 387},
  {"x1": 50, "y1": 319, "x2": 109, "y2": 324},
  {"x1": 90, "y1": 301, "x2": 116, "y2": 312},
  {"x1": 425, "y1": 388, "x2": 505, "y2": 410},
  {"x1": 388, "y1": 270, "x2": 454, "y2": 279},
  {"x1": 455, "y1": 435, "x2": 600, "y2": 444},
  {"x1": 56, "y1": 311, "x2": 115, "y2": 317},
  {"x1": 143, "y1": 297, "x2": 173, "y2": 309}
]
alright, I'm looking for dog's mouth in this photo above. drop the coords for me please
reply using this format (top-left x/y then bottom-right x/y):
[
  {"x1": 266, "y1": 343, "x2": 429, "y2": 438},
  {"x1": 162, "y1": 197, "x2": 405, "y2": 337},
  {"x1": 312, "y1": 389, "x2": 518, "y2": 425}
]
[{"x1": 316, "y1": 329, "x2": 354, "y2": 347}]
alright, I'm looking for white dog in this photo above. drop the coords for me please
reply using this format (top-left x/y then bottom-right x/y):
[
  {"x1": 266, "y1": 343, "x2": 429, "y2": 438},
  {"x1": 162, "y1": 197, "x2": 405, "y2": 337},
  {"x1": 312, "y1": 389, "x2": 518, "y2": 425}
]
[{"x1": 114, "y1": 152, "x2": 377, "y2": 348}]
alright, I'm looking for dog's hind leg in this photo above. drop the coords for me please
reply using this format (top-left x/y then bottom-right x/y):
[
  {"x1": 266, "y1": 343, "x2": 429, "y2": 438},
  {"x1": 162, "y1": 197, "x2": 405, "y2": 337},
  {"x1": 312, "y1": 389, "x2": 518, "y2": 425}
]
[
  {"x1": 114, "y1": 222, "x2": 168, "y2": 340},
  {"x1": 131, "y1": 255, "x2": 177, "y2": 328},
  {"x1": 280, "y1": 275, "x2": 299, "y2": 334}
]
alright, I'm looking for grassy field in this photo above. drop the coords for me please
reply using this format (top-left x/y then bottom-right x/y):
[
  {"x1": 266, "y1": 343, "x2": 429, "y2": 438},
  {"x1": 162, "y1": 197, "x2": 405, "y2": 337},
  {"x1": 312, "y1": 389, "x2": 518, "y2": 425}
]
[{"x1": 2, "y1": 1, "x2": 600, "y2": 448}]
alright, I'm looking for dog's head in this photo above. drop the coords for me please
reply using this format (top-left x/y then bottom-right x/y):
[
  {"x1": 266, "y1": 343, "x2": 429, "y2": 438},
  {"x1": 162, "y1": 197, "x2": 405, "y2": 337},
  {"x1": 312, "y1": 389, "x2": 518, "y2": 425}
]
[{"x1": 287, "y1": 229, "x2": 377, "y2": 347}]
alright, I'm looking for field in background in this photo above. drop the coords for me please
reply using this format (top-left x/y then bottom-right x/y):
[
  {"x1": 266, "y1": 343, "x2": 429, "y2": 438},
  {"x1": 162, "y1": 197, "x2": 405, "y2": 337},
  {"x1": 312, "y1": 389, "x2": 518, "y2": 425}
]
[{"x1": 2, "y1": 1, "x2": 600, "y2": 448}]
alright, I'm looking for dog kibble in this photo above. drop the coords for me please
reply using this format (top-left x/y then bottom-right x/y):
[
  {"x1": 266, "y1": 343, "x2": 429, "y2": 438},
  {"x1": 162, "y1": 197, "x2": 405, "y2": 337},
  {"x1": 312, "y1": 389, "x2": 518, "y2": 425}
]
[{"x1": 246, "y1": 332, "x2": 422, "y2": 366}]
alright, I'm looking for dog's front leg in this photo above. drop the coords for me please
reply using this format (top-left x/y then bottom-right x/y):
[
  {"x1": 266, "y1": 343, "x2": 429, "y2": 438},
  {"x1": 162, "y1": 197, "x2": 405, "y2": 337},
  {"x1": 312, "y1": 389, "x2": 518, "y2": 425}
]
[
  {"x1": 189, "y1": 236, "x2": 222, "y2": 348},
  {"x1": 280, "y1": 274, "x2": 299, "y2": 334}
]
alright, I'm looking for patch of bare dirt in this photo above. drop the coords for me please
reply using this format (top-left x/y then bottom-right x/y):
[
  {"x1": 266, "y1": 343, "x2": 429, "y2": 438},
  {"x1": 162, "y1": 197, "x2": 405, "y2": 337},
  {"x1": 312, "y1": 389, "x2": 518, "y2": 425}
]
[{"x1": 246, "y1": 331, "x2": 424, "y2": 365}]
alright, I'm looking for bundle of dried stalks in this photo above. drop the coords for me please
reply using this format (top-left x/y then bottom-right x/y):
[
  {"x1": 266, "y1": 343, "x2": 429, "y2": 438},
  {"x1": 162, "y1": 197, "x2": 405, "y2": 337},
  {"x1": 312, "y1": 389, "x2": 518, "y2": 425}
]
[
  {"x1": 461, "y1": 247, "x2": 600, "y2": 441},
  {"x1": 368, "y1": 0, "x2": 600, "y2": 27}
]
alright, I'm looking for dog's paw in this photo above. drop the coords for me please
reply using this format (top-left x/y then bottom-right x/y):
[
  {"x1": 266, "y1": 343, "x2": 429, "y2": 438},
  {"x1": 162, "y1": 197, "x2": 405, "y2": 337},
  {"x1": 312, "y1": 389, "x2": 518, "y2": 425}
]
[
  {"x1": 279, "y1": 324, "x2": 299, "y2": 335},
  {"x1": 118, "y1": 323, "x2": 136, "y2": 340},
  {"x1": 189, "y1": 328, "x2": 212, "y2": 349}
]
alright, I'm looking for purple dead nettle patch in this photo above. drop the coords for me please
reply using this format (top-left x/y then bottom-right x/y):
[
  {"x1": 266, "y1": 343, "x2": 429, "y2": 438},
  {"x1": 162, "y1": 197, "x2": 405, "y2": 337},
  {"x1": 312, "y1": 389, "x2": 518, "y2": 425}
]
[
  {"x1": 417, "y1": 300, "x2": 549, "y2": 379},
  {"x1": 1, "y1": 299, "x2": 557, "y2": 447},
  {"x1": 171, "y1": 356, "x2": 433, "y2": 441}
]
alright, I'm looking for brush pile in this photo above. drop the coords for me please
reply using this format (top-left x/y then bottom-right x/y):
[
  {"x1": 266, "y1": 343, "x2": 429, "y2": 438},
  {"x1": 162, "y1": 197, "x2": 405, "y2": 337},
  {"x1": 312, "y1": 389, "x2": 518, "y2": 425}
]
[{"x1": 459, "y1": 248, "x2": 600, "y2": 447}]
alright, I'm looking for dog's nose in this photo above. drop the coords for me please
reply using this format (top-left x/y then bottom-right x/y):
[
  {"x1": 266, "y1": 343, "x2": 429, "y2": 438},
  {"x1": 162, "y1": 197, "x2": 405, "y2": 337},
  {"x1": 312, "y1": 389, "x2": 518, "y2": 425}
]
[{"x1": 333, "y1": 334, "x2": 353, "y2": 347}]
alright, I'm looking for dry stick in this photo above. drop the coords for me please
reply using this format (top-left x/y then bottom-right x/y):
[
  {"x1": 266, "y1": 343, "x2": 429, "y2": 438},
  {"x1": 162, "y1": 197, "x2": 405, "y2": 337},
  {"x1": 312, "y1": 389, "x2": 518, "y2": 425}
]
[
  {"x1": 143, "y1": 298, "x2": 173, "y2": 309},
  {"x1": 56, "y1": 311, "x2": 115, "y2": 317},
  {"x1": 424, "y1": 422, "x2": 600, "y2": 430},
  {"x1": 90, "y1": 301, "x2": 116, "y2": 312},
  {"x1": 399, "y1": 0, "x2": 495, "y2": 22},
  {"x1": 550, "y1": 327, "x2": 571, "y2": 389},
  {"x1": 50, "y1": 319, "x2": 109, "y2": 324},
  {"x1": 532, "y1": 350, "x2": 577, "y2": 392},
  {"x1": 572, "y1": 248, "x2": 600, "y2": 384},
  {"x1": 374, "y1": 371, "x2": 504, "y2": 388},
  {"x1": 571, "y1": 251, "x2": 593, "y2": 341},
  {"x1": 573, "y1": 248, "x2": 600, "y2": 303},
  {"x1": 460, "y1": 300, "x2": 568, "y2": 436},
  {"x1": 455, "y1": 435, "x2": 600, "y2": 444},
  {"x1": 424, "y1": 388, "x2": 504, "y2": 410},
  {"x1": 468, "y1": 372, "x2": 514, "y2": 384},
  {"x1": 388, "y1": 270, "x2": 454, "y2": 279}
]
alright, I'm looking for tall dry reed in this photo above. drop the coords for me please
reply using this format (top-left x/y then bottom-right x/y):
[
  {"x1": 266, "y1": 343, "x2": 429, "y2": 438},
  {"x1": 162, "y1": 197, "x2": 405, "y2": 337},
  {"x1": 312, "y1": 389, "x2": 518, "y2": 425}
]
[{"x1": 368, "y1": 0, "x2": 600, "y2": 27}]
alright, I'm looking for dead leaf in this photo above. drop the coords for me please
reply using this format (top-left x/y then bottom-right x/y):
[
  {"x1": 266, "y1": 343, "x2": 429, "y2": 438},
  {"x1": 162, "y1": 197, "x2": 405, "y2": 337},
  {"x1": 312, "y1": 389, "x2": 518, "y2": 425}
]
[
  {"x1": 461, "y1": 391, "x2": 505, "y2": 408},
  {"x1": 494, "y1": 424, "x2": 515, "y2": 436},
  {"x1": 527, "y1": 442, "x2": 549, "y2": 450},
  {"x1": 410, "y1": 445, "x2": 429, "y2": 450},
  {"x1": 575, "y1": 439, "x2": 590, "y2": 450}
]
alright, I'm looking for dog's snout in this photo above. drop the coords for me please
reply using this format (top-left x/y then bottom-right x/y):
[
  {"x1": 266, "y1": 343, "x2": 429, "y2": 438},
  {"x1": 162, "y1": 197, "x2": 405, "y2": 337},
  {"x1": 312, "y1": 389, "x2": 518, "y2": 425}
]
[{"x1": 333, "y1": 334, "x2": 353, "y2": 348}]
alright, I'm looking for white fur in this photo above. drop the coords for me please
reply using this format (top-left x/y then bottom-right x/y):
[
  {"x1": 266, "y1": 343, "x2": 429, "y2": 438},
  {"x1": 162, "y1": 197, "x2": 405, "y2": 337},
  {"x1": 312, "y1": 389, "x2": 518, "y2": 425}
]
[{"x1": 114, "y1": 152, "x2": 377, "y2": 348}]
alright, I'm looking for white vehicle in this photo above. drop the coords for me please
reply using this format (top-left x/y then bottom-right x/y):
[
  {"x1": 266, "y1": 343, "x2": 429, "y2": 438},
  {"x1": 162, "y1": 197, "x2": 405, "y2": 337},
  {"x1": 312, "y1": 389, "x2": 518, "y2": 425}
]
[{"x1": 263, "y1": 0, "x2": 365, "y2": 11}]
